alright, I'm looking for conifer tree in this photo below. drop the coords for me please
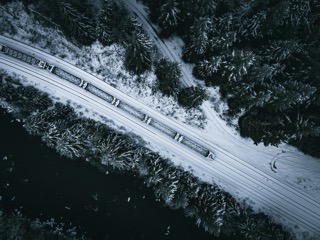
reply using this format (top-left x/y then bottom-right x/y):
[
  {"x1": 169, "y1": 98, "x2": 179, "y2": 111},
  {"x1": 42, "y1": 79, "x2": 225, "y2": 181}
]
[
  {"x1": 96, "y1": 0, "x2": 114, "y2": 45},
  {"x1": 58, "y1": 1, "x2": 95, "y2": 44},
  {"x1": 124, "y1": 29, "x2": 152, "y2": 75},
  {"x1": 195, "y1": 56, "x2": 225, "y2": 80},
  {"x1": 184, "y1": 17, "x2": 212, "y2": 60},
  {"x1": 178, "y1": 86, "x2": 207, "y2": 108},
  {"x1": 223, "y1": 49, "x2": 257, "y2": 82},
  {"x1": 155, "y1": 58, "x2": 181, "y2": 97},
  {"x1": 263, "y1": 39, "x2": 304, "y2": 62},
  {"x1": 157, "y1": 0, "x2": 180, "y2": 36}
]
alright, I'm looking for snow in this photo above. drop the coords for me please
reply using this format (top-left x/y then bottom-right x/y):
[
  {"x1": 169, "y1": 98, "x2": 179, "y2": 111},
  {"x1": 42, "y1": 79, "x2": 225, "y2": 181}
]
[{"x1": 1, "y1": 1, "x2": 320, "y2": 239}]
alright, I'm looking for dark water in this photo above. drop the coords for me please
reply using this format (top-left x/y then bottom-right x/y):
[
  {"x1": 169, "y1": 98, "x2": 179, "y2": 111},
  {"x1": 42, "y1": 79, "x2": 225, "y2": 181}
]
[{"x1": 0, "y1": 108, "x2": 230, "y2": 240}]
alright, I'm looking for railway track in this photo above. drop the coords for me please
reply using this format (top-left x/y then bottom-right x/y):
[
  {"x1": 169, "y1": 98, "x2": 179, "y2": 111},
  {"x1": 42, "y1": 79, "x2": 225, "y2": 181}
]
[{"x1": 0, "y1": 43, "x2": 216, "y2": 160}]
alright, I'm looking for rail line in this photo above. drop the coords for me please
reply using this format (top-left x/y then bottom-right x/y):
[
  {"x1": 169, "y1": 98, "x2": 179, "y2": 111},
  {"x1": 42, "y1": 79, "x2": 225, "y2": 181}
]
[{"x1": 0, "y1": 44, "x2": 216, "y2": 160}]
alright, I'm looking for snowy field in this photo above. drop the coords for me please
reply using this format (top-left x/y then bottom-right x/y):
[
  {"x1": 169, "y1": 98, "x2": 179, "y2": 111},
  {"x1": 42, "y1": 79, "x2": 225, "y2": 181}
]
[{"x1": 1, "y1": 1, "x2": 320, "y2": 239}]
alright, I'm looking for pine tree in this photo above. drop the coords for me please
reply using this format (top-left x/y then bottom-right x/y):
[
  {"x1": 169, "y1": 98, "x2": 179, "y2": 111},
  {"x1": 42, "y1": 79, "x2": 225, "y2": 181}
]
[
  {"x1": 195, "y1": 56, "x2": 225, "y2": 80},
  {"x1": 196, "y1": 0, "x2": 217, "y2": 16},
  {"x1": 55, "y1": 128, "x2": 85, "y2": 159},
  {"x1": 267, "y1": 81, "x2": 316, "y2": 112},
  {"x1": 223, "y1": 49, "x2": 257, "y2": 82},
  {"x1": 178, "y1": 86, "x2": 207, "y2": 108},
  {"x1": 286, "y1": 0, "x2": 312, "y2": 29},
  {"x1": 208, "y1": 13, "x2": 237, "y2": 52},
  {"x1": 155, "y1": 170, "x2": 179, "y2": 204},
  {"x1": 58, "y1": 1, "x2": 95, "y2": 44},
  {"x1": 155, "y1": 58, "x2": 181, "y2": 97},
  {"x1": 184, "y1": 17, "x2": 212, "y2": 60},
  {"x1": 263, "y1": 39, "x2": 305, "y2": 62},
  {"x1": 250, "y1": 63, "x2": 284, "y2": 87},
  {"x1": 124, "y1": 29, "x2": 152, "y2": 75},
  {"x1": 41, "y1": 123, "x2": 60, "y2": 148},
  {"x1": 96, "y1": 0, "x2": 114, "y2": 45},
  {"x1": 236, "y1": 10, "x2": 267, "y2": 40},
  {"x1": 141, "y1": 0, "x2": 165, "y2": 23},
  {"x1": 100, "y1": 134, "x2": 134, "y2": 170},
  {"x1": 267, "y1": 1, "x2": 291, "y2": 30},
  {"x1": 157, "y1": 0, "x2": 180, "y2": 36},
  {"x1": 191, "y1": 184, "x2": 226, "y2": 236}
]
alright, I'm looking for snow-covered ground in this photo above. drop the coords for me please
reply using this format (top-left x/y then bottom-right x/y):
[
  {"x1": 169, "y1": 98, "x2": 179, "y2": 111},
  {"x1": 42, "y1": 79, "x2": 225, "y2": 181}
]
[{"x1": 1, "y1": 1, "x2": 320, "y2": 239}]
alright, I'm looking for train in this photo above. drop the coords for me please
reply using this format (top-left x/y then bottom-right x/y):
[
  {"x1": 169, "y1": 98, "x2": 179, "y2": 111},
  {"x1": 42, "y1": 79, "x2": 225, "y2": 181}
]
[
  {"x1": 1, "y1": 45, "x2": 55, "y2": 72},
  {"x1": 37, "y1": 60, "x2": 55, "y2": 72},
  {"x1": 0, "y1": 44, "x2": 216, "y2": 161}
]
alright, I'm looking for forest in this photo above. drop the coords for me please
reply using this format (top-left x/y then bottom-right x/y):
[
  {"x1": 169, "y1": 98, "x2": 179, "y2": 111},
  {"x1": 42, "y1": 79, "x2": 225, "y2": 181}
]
[{"x1": 140, "y1": 0, "x2": 320, "y2": 157}]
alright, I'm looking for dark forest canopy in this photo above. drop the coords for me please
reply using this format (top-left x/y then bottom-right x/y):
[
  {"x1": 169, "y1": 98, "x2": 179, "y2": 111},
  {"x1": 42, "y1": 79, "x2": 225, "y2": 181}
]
[{"x1": 142, "y1": 0, "x2": 320, "y2": 157}]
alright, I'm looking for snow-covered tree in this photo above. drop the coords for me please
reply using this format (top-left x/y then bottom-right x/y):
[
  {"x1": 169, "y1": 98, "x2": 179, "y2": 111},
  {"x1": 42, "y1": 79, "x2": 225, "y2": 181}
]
[
  {"x1": 189, "y1": 184, "x2": 226, "y2": 236},
  {"x1": 55, "y1": 128, "x2": 85, "y2": 159},
  {"x1": 157, "y1": 0, "x2": 180, "y2": 36},
  {"x1": 285, "y1": 112, "x2": 320, "y2": 141},
  {"x1": 263, "y1": 39, "x2": 305, "y2": 62},
  {"x1": 184, "y1": 17, "x2": 212, "y2": 60},
  {"x1": 100, "y1": 134, "x2": 134, "y2": 171},
  {"x1": 41, "y1": 122, "x2": 60, "y2": 148},
  {"x1": 267, "y1": 81, "x2": 316, "y2": 112},
  {"x1": 194, "y1": 56, "x2": 225, "y2": 80},
  {"x1": 58, "y1": 1, "x2": 95, "y2": 44},
  {"x1": 178, "y1": 86, "x2": 207, "y2": 108},
  {"x1": 266, "y1": 0, "x2": 291, "y2": 30},
  {"x1": 124, "y1": 29, "x2": 152, "y2": 75},
  {"x1": 285, "y1": 0, "x2": 311, "y2": 28},
  {"x1": 96, "y1": 0, "x2": 114, "y2": 45},
  {"x1": 155, "y1": 169, "x2": 179, "y2": 204},
  {"x1": 168, "y1": 171, "x2": 199, "y2": 209},
  {"x1": 249, "y1": 63, "x2": 284, "y2": 87},
  {"x1": 236, "y1": 10, "x2": 267, "y2": 39},
  {"x1": 155, "y1": 58, "x2": 181, "y2": 97},
  {"x1": 223, "y1": 49, "x2": 257, "y2": 82},
  {"x1": 142, "y1": 156, "x2": 165, "y2": 186},
  {"x1": 24, "y1": 113, "x2": 49, "y2": 136}
]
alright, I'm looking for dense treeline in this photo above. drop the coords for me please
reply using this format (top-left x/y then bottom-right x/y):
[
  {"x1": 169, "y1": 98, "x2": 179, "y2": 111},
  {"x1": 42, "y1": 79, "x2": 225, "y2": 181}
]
[
  {"x1": 142, "y1": 0, "x2": 320, "y2": 157},
  {"x1": 0, "y1": 73, "x2": 293, "y2": 239},
  {"x1": 0, "y1": 210, "x2": 86, "y2": 240}
]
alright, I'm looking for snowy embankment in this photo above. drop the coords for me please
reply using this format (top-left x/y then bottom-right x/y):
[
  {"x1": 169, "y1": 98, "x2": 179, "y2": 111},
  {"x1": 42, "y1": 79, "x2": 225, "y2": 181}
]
[{"x1": 1, "y1": 2, "x2": 320, "y2": 238}]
